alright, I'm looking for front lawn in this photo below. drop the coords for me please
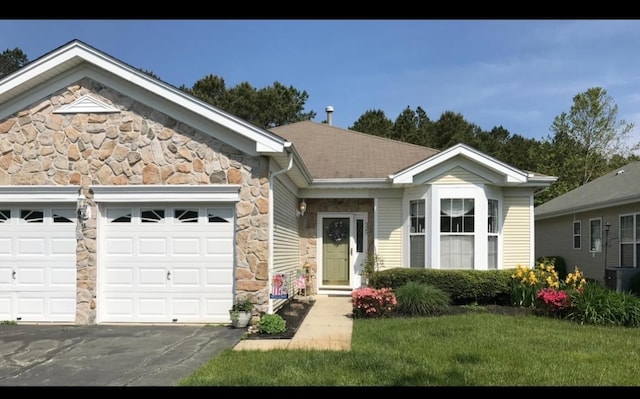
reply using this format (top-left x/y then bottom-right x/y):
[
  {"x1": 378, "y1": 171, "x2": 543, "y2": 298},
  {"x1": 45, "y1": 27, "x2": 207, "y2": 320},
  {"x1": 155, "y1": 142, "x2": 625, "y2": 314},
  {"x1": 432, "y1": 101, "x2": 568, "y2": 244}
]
[{"x1": 178, "y1": 311, "x2": 640, "y2": 386}]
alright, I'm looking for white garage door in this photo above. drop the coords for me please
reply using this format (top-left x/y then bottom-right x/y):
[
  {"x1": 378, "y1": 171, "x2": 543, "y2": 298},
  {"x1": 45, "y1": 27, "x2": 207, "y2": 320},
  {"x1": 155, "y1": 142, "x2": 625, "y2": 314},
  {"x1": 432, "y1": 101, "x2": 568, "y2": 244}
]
[
  {"x1": 101, "y1": 205, "x2": 234, "y2": 323},
  {"x1": 0, "y1": 206, "x2": 77, "y2": 322}
]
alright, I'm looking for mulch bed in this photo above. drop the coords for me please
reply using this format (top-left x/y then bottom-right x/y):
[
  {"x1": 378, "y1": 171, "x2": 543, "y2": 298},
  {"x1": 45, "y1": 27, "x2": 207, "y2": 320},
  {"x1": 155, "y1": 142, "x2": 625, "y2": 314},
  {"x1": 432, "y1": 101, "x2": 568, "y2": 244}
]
[{"x1": 244, "y1": 297, "x2": 315, "y2": 340}]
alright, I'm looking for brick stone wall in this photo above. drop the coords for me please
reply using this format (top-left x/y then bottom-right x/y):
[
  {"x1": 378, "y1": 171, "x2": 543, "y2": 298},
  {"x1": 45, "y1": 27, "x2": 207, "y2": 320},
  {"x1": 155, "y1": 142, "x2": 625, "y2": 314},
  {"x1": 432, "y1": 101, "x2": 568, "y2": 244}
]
[{"x1": 0, "y1": 78, "x2": 270, "y2": 324}]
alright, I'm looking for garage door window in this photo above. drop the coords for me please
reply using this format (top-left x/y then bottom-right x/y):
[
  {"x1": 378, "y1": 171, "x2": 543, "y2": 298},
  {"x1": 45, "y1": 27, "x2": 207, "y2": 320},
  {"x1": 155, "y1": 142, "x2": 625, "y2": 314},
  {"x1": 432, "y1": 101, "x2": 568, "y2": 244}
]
[
  {"x1": 21, "y1": 209, "x2": 43, "y2": 223},
  {"x1": 141, "y1": 209, "x2": 165, "y2": 223},
  {"x1": 53, "y1": 209, "x2": 74, "y2": 223},
  {"x1": 0, "y1": 209, "x2": 9, "y2": 222},
  {"x1": 175, "y1": 209, "x2": 198, "y2": 223},
  {"x1": 208, "y1": 208, "x2": 232, "y2": 223}
]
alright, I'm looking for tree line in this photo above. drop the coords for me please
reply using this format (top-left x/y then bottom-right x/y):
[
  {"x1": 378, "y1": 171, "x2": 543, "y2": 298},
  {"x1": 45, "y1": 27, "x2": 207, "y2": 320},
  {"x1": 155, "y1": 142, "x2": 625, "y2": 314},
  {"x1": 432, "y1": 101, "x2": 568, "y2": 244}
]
[{"x1": 2, "y1": 47, "x2": 638, "y2": 205}]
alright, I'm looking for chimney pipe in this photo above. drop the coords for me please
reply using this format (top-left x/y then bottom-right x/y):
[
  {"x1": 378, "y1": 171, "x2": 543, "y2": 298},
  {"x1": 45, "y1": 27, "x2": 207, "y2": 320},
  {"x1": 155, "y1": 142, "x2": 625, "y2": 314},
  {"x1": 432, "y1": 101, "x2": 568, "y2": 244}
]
[{"x1": 325, "y1": 105, "x2": 334, "y2": 126}]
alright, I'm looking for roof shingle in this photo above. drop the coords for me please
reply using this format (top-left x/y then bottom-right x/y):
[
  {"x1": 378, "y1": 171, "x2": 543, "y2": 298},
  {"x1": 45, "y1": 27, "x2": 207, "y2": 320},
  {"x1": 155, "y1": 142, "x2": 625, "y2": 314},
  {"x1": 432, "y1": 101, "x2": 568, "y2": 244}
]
[{"x1": 271, "y1": 121, "x2": 439, "y2": 179}]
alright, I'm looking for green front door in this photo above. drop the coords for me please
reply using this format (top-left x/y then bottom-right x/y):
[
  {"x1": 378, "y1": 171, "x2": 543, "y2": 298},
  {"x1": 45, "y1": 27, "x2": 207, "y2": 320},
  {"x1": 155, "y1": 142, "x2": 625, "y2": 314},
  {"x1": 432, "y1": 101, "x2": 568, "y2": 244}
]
[{"x1": 322, "y1": 218, "x2": 350, "y2": 286}]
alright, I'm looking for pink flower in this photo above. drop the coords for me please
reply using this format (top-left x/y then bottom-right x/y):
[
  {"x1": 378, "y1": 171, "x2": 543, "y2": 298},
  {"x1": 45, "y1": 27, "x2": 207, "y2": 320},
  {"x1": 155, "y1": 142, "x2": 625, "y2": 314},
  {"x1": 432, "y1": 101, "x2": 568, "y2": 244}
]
[
  {"x1": 535, "y1": 288, "x2": 570, "y2": 315},
  {"x1": 351, "y1": 287, "x2": 397, "y2": 318}
]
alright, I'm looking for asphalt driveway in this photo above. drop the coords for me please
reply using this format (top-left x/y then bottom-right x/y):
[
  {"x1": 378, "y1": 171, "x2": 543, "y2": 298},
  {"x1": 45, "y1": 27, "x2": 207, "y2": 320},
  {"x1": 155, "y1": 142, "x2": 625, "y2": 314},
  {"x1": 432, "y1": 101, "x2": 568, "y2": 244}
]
[{"x1": 0, "y1": 324, "x2": 245, "y2": 387}]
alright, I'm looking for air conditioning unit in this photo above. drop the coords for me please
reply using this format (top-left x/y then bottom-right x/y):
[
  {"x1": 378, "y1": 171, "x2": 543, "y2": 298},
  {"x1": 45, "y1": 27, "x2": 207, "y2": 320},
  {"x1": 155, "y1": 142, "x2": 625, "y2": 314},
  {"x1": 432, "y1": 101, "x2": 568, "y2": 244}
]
[{"x1": 605, "y1": 267, "x2": 639, "y2": 292}]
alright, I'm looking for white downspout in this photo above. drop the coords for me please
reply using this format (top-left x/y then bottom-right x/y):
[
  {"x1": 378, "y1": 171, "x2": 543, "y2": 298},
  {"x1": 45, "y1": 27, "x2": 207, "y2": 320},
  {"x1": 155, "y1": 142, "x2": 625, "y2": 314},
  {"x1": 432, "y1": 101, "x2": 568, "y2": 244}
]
[{"x1": 267, "y1": 145, "x2": 293, "y2": 314}]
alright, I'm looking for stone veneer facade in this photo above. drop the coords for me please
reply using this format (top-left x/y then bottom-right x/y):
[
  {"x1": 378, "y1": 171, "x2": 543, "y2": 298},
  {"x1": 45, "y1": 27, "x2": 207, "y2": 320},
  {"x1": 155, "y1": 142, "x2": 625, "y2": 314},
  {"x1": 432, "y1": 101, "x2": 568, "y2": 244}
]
[{"x1": 0, "y1": 78, "x2": 271, "y2": 324}]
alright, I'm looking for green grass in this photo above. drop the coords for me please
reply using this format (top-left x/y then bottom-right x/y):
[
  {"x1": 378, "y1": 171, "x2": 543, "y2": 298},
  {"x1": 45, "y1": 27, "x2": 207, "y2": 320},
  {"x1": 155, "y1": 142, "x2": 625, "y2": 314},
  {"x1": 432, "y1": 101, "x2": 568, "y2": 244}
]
[{"x1": 178, "y1": 312, "x2": 640, "y2": 386}]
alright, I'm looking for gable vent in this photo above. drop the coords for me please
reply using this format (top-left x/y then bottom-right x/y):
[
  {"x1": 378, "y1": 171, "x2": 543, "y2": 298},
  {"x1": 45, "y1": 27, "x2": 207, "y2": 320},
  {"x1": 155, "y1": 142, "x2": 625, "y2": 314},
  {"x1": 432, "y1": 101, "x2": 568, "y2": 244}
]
[{"x1": 53, "y1": 94, "x2": 120, "y2": 114}]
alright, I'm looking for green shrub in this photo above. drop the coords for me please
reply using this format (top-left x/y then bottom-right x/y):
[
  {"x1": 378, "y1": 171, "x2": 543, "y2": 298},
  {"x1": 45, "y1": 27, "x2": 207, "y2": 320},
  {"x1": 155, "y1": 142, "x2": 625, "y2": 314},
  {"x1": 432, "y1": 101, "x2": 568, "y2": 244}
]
[
  {"x1": 566, "y1": 281, "x2": 640, "y2": 327},
  {"x1": 395, "y1": 282, "x2": 450, "y2": 316},
  {"x1": 369, "y1": 268, "x2": 512, "y2": 305},
  {"x1": 258, "y1": 313, "x2": 286, "y2": 334}
]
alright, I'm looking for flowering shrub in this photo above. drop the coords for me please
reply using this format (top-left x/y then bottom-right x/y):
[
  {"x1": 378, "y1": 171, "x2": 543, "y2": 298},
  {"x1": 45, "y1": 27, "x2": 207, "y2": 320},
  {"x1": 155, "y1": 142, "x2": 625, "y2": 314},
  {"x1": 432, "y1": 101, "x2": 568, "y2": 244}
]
[
  {"x1": 351, "y1": 287, "x2": 397, "y2": 318},
  {"x1": 511, "y1": 261, "x2": 587, "y2": 308},
  {"x1": 510, "y1": 262, "x2": 560, "y2": 307},
  {"x1": 564, "y1": 268, "x2": 587, "y2": 292},
  {"x1": 535, "y1": 287, "x2": 571, "y2": 317}
]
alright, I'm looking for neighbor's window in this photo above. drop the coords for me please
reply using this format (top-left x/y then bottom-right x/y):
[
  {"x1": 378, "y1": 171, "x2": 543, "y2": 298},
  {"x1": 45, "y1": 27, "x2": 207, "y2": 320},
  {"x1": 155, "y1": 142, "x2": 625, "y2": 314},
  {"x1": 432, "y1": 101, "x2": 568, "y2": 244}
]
[
  {"x1": 590, "y1": 218, "x2": 602, "y2": 252},
  {"x1": 409, "y1": 200, "x2": 425, "y2": 268},
  {"x1": 487, "y1": 199, "x2": 498, "y2": 269},
  {"x1": 620, "y1": 214, "x2": 640, "y2": 267},
  {"x1": 440, "y1": 198, "x2": 474, "y2": 269},
  {"x1": 573, "y1": 221, "x2": 581, "y2": 250}
]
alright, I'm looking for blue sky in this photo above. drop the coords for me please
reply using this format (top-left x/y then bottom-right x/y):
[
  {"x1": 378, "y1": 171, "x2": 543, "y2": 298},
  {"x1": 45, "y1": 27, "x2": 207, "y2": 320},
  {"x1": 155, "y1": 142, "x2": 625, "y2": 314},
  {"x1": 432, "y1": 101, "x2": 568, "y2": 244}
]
[{"x1": 3, "y1": 19, "x2": 640, "y2": 144}]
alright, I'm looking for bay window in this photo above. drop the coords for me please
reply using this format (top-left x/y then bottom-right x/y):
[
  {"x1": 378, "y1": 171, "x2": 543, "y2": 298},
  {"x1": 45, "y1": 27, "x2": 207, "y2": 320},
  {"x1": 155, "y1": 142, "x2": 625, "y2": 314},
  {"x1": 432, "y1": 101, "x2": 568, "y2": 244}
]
[
  {"x1": 487, "y1": 199, "x2": 498, "y2": 269},
  {"x1": 440, "y1": 198, "x2": 474, "y2": 269},
  {"x1": 409, "y1": 199, "x2": 425, "y2": 268}
]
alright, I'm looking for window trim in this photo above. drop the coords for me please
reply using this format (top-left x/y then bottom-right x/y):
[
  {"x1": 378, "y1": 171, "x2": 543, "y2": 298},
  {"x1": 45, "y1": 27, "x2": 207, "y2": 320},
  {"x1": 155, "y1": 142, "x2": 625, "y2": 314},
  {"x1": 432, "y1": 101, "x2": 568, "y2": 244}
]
[
  {"x1": 620, "y1": 213, "x2": 640, "y2": 268},
  {"x1": 589, "y1": 218, "x2": 602, "y2": 253},
  {"x1": 409, "y1": 199, "x2": 426, "y2": 268},
  {"x1": 573, "y1": 220, "x2": 581, "y2": 250},
  {"x1": 487, "y1": 199, "x2": 499, "y2": 269}
]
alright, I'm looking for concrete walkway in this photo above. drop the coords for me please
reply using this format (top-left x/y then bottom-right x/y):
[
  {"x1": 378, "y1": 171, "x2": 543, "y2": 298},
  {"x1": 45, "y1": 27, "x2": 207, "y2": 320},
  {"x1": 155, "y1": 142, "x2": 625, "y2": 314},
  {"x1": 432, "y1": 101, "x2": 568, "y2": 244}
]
[{"x1": 233, "y1": 295, "x2": 353, "y2": 351}]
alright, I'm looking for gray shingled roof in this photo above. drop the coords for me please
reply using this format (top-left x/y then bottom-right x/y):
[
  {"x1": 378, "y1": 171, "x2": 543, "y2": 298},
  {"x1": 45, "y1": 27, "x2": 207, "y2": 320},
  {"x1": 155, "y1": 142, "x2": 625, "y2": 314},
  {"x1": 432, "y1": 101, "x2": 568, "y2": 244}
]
[
  {"x1": 535, "y1": 161, "x2": 640, "y2": 219},
  {"x1": 270, "y1": 121, "x2": 439, "y2": 179}
]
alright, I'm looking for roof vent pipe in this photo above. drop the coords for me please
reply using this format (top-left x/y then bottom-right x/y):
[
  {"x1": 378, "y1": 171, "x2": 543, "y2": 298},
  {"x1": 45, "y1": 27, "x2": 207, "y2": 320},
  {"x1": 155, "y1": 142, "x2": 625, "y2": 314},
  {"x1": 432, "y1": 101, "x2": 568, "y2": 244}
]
[{"x1": 325, "y1": 105, "x2": 334, "y2": 126}]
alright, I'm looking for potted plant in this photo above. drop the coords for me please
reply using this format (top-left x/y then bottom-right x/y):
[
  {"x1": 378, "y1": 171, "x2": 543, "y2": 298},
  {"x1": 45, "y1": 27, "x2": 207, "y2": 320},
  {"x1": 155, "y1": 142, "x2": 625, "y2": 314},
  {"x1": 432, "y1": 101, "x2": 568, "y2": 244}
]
[{"x1": 229, "y1": 298, "x2": 254, "y2": 328}]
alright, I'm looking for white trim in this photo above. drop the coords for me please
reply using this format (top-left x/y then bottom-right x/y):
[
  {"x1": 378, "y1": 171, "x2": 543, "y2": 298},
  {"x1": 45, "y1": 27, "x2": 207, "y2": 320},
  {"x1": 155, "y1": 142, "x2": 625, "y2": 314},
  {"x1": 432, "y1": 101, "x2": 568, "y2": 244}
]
[
  {"x1": 0, "y1": 186, "x2": 79, "y2": 202},
  {"x1": 0, "y1": 40, "x2": 287, "y2": 155},
  {"x1": 53, "y1": 94, "x2": 120, "y2": 114},
  {"x1": 589, "y1": 217, "x2": 603, "y2": 253},
  {"x1": 91, "y1": 185, "x2": 241, "y2": 202},
  {"x1": 390, "y1": 143, "x2": 528, "y2": 185},
  {"x1": 374, "y1": 197, "x2": 379, "y2": 264},
  {"x1": 317, "y1": 212, "x2": 363, "y2": 295}
]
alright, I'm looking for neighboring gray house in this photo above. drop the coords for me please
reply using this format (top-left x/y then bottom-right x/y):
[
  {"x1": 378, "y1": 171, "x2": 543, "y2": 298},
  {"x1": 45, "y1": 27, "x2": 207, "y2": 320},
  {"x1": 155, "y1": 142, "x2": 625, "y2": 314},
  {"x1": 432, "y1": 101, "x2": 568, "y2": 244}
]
[
  {"x1": 0, "y1": 39, "x2": 555, "y2": 325},
  {"x1": 535, "y1": 161, "x2": 640, "y2": 291}
]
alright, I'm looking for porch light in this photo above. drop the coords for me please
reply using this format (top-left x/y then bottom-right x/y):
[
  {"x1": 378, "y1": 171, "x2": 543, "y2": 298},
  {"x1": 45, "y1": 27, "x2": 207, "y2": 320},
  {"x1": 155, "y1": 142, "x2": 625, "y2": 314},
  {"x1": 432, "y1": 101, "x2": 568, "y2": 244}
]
[
  {"x1": 297, "y1": 199, "x2": 307, "y2": 217},
  {"x1": 77, "y1": 190, "x2": 91, "y2": 225}
]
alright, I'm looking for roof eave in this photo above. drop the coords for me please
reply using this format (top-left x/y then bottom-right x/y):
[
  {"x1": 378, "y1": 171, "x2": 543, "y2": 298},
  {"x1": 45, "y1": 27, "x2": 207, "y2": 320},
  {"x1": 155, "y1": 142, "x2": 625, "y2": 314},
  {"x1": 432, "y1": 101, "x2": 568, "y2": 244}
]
[
  {"x1": 535, "y1": 195, "x2": 640, "y2": 220},
  {"x1": 0, "y1": 40, "x2": 286, "y2": 155}
]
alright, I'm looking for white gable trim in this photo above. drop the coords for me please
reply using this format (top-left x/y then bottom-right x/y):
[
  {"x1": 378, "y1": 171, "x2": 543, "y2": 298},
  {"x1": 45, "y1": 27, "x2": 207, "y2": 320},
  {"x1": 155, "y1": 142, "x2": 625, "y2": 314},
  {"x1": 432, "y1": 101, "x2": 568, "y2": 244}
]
[
  {"x1": 413, "y1": 159, "x2": 504, "y2": 185},
  {"x1": 390, "y1": 143, "x2": 528, "y2": 185},
  {"x1": 0, "y1": 186, "x2": 79, "y2": 202},
  {"x1": 53, "y1": 94, "x2": 120, "y2": 114},
  {"x1": 0, "y1": 40, "x2": 286, "y2": 155},
  {"x1": 91, "y1": 185, "x2": 241, "y2": 202}
]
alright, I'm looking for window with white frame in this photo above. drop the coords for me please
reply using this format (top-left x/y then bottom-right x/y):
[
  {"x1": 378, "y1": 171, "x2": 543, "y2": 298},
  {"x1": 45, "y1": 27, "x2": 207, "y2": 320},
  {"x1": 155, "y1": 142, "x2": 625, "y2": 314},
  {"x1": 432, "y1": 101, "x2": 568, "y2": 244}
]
[
  {"x1": 620, "y1": 214, "x2": 640, "y2": 267},
  {"x1": 440, "y1": 198, "x2": 474, "y2": 269},
  {"x1": 590, "y1": 218, "x2": 602, "y2": 252},
  {"x1": 409, "y1": 199, "x2": 425, "y2": 268},
  {"x1": 573, "y1": 220, "x2": 581, "y2": 250},
  {"x1": 487, "y1": 199, "x2": 498, "y2": 269}
]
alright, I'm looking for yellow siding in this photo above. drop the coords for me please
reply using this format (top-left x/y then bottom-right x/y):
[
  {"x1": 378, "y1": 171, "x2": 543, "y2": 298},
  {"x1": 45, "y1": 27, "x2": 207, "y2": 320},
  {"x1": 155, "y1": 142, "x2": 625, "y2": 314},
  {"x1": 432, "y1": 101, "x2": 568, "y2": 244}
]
[
  {"x1": 377, "y1": 198, "x2": 403, "y2": 269},
  {"x1": 429, "y1": 166, "x2": 492, "y2": 185},
  {"x1": 503, "y1": 196, "x2": 531, "y2": 269},
  {"x1": 273, "y1": 176, "x2": 299, "y2": 310}
]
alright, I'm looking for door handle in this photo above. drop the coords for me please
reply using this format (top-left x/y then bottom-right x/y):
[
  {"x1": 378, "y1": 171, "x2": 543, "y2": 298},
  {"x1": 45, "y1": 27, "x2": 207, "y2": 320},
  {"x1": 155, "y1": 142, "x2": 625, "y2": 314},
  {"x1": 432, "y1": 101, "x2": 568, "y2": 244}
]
[
  {"x1": 167, "y1": 271, "x2": 171, "y2": 281},
  {"x1": 12, "y1": 270, "x2": 16, "y2": 280}
]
